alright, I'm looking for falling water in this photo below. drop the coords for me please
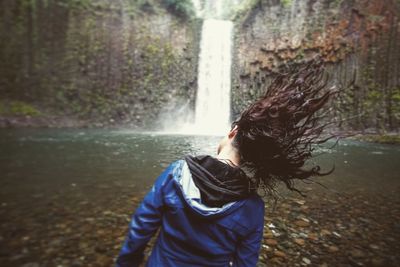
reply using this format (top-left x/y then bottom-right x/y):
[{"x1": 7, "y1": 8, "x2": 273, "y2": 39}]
[
  {"x1": 194, "y1": 19, "x2": 233, "y2": 135},
  {"x1": 161, "y1": 2, "x2": 235, "y2": 136}
]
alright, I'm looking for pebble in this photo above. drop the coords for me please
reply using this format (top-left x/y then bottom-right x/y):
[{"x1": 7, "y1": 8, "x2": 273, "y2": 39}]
[
  {"x1": 274, "y1": 250, "x2": 286, "y2": 258},
  {"x1": 263, "y1": 232, "x2": 274, "y2": 239},
  {"x1": 328, "y1": 245, "x2": 339, "y2": 253},
  {"x1": 370, "y1": 257, "x2": 385, "y2": 266},
  {"x1": 266, "y1": 239, "x2": 278, "y2": 246},
  {"x1": 332, "y1": 231, "x2": 341, "y2": 238},
  {"x1": 307, "y1": 233, "x2": 318, "y2": 241},
  {"x1": 295, "y1": 220, "x2": 310, "y2": 227},
  {"x1": 302, "y1": 257, "x2": 311, "y2": 265},
  {"x1": 293, "y1": 199, "x2": 306, "y2": 205},
  {"x1": 294, "y1": 238, "x2": 305, "y2": 246},
  {"x1": 350, "y1": 249, "x2": 366, "y2": 258},
  {"x1": 369, "y1": 244, "x2": 379, "y2": 250},
  {"x1": 320, "y1": 229, "x2": 331, "y2": 235},
  {"x1": 270, "y1": 257, "x2": 284, "y2": 264}
]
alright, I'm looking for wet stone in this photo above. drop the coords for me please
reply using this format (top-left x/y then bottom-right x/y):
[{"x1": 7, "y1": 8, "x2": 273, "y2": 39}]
[
  {"x1": 369, "y1": 244, "x2": 379, "y2": 250},
  {"x1": 274, "y1": 250, "x2": 286, "y2": 258},
  {"x1": 295, "y1": 220, "x2": 310, "y2": 227},
  {"x1": 266, "y1": 239, "x2": 278, "y2": 246},
  {"x1": 302, "y1": 257, "x2": 311, "y2": 265},
  {"x1": 320, "y1": 229, "x2": 331, "y2": 236},
  {"x1": 370, "y1": 257, "x2": 385, "y2": 266},
  {"x1": 328, "y1": 245, "x2": 339, "y2": 253},
  {"x1": 294, "y1": 238, "x2": 305, "y2": 246},
  {"x1": 307, "y1": 233, "x2": 318, "y2": 241},
  {"x1": 71, "y1": 259, "x2": 83, "y2": 267},
  {"x1": 263, "y1": 232, "x2": 274, "y2": 239},
  {"x1": 350, "y1": 249, "x2": 366, "y2": 258}
]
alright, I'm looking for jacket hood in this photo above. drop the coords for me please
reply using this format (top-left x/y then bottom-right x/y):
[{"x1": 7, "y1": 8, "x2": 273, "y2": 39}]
[{"x1": 172, "y1": 156, "x2": 251, "y2": 217}]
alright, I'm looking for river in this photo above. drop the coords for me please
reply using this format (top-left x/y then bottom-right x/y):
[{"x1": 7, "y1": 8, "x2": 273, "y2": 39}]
[{"x1": 0, "y1": 129, "x2": 399, "y2": 266}]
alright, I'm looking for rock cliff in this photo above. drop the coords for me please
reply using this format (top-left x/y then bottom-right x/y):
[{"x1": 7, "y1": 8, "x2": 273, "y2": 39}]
[
  {"x1": 0, "y1": 0, "x2": 200, "y2": 128},
  {"x1": 233, "y1": 0, "x2": 400, "y2": 132}
]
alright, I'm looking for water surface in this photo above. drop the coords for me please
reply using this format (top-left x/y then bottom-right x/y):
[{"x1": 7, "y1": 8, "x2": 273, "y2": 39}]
[{"x1": 0, "y1": 129, "x2": 399, "y2": 266}]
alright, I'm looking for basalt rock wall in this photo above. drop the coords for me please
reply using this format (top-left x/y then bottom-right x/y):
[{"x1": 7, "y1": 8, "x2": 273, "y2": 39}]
[
  {"x1": 233, "y1": 0, "x2": 400, "y2": 133},
  {"x1": 0, "y1": 0, "x2": 200, "y2": 128}
]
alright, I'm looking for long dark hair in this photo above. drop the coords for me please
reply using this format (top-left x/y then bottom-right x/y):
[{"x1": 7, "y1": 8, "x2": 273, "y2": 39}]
[{"x1": 232, "y1": 60, "x2": 338, "y2": 195}]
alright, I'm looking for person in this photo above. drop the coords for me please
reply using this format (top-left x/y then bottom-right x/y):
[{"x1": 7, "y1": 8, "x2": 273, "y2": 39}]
[{"x1": 116, "y1": 61, "x2": 337, "y2": 267}]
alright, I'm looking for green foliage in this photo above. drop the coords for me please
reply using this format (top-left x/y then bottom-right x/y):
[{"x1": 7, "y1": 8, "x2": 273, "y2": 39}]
[
  {"x1": 163, "y1": 0, "x2": 195, "y2": 19},
  {"x1": 392, "y1": 87, "x2": 400, "y2": 117},
  {"x1": 281, "y1": 0, "x2": 292, "y2": 8},
  {"x1": 0, "y1": 101, "x2": 41, "y2": 116},
  {"x1": 0, "y1": 0, "x2": 197, "y2": 127},
  {"x1": 231, "y1": 0, "x2": 261, "y2": 21},
  {"x1": 333, "y1": 0, "x2": 343, "y2": 7},
  {"x1": 67, "y1": 0, "x2": 91, "y2": 9},
  {"x1": 296, "y1": 49, "x2": 305, "y2": 60},
  {"x1": 392, "y1": 88, "x2": 400, "y2": 103},
  {"x1": 10, "y1": 101, "x2": 41, "y2": 116},
  {"x1": 367, "y1": 15, "x2": 385, "y2": 23},
  {"x1": 366, "y1": 90, "x2": 382, "y2": 102}
]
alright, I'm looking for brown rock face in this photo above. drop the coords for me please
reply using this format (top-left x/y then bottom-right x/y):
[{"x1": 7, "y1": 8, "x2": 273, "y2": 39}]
[{"x1": 232, "y1": 0, "x2": 400, "y2": 132}]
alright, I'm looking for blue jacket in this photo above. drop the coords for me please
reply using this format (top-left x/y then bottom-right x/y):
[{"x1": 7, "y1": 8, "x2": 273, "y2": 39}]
[{"x1": 116, "y1": 159, "x2": 265, "y2": 267}]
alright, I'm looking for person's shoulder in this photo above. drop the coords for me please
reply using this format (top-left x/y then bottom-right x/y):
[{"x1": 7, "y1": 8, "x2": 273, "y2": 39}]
[
  {"x1": 238, "y1": 194, "x2": 265, "y2": 223},
  {"x1": 244, "y1": 193, "x2": 264, "y2": 208},
  {"x1": 159, "y1": 159, "x2": 185, "y2": 176},
  {"x1": 153, "y1": 160, "x2": 185, "y2": 188}
]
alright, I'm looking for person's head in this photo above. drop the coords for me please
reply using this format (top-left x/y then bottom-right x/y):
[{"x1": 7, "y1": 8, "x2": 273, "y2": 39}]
[
  {"x1": 217, "y1": 125, "x2": 239, "y2": 155},
  {"x1": 231, "y1": 60, "x2": 337, "y2": 195}
]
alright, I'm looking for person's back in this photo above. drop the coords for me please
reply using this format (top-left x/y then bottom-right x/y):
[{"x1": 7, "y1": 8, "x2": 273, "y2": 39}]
[{"x1": 116, "y1": 157, "x2": 264, "y2": 267}]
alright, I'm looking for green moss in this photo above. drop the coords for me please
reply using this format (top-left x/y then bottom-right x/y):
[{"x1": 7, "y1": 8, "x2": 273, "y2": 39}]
[
  {"x1": 392, "y1": 87, "x2": 400, "y2": 102},
  {"x1": 10, "y1": 101, "x2": 41, "y2": 116},
  {"x1": 367, "y1": 15, "x2": 384, "y2": 23},
  {"x1": 68, "y1": 0, "x2": 91, "y2": 9},
  {"x1": 0, "y1": 101, "x2": 41, "y2": 116},
  {"x1": 230, "y1": 0, "x2": 261, "y2": 21},
  {"x1": 333, "y1": 0, "x2": 343, "y2": 7},
  {"x1": 282, "y1": 0, "x2": 292, "y2": 8},
  {"x1": 162, "y1": 0, "x2": 195, "y2": 19},
  {"x1": 296, "y1": 49, "x2": 305, "y2": 60},
  {"x1": 0, "y1": 0, "x2": 198, "y2": 127}
]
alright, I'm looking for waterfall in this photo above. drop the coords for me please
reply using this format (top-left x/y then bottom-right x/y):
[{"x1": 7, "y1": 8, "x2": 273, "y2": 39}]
[
  {"x1": 194, "y1": 19, "x2": 233, "y2": 135},
  {"x1": 161, "y1": 2, "x2": 236, "y2": 136}
]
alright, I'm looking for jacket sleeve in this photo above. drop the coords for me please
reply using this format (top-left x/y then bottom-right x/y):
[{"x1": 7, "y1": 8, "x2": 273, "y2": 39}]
[
  {"x1": 232, "y1": 198, "x2": 265, "y2": 267},
  {"x1": 232, "y1": 227, "x2": 264, "y2": 267},
  {"x1": 116, "y1": 163, "x2": 176, "y2": 267}
]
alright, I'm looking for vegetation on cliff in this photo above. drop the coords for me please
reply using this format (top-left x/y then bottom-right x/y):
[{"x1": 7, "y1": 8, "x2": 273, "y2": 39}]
[
  {"x1": 0, "y1": 0, "x2": 399, "y2": 135},
  {"x1": 232, "y1": 0, "x2": 400, "y2": 134},
  {"x1": 0, "y1": 0, "x2": 199, "y2": 128}
]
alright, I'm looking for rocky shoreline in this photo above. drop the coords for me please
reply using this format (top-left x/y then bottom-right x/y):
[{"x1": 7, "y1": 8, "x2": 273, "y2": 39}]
[
  {"x1": 0, "y1": 115, "x2": 141, "y2": 129},
  {"x1": 0, "y1": 180, "x2": 399, "y2": 267}
]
